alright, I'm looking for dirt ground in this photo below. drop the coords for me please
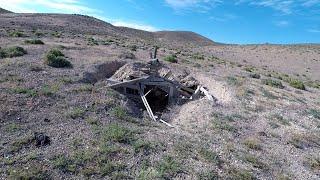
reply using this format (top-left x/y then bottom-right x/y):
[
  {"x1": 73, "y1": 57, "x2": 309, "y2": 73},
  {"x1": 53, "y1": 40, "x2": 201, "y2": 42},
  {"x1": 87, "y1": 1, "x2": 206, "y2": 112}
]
[{"x1": 0, "y1": 13, "x2": 320, "y2": 180}]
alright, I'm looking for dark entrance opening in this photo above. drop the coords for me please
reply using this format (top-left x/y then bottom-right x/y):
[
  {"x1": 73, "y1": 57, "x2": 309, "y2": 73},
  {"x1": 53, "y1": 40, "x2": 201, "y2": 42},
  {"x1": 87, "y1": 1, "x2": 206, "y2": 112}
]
[{"x1": 144, "y1": 85, "x2": 169, "y2": 113}]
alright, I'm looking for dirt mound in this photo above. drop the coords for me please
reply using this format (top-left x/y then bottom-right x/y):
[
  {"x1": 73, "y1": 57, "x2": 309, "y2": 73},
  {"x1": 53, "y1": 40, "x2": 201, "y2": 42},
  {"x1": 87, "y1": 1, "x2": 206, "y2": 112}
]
[
  {"x1": 170, "y1": 99, "x2": 216, "y2": 131},
  {"x1": 81, "y1": 60, "x2": 126, "y2": 83},
  {"x1": 194, "y1": 73, "x2": 233, "y2": 104}
]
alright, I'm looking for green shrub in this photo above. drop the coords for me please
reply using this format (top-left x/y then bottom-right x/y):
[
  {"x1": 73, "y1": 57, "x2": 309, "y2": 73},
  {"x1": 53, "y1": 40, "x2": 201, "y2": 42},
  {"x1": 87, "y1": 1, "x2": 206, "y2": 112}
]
[
  {"x1": 306, "y1": 156, "x2": 320, "y2": 171},
  {"x1": 102, "y1": 124, "x2": 134, "y2": 143},
  {"x1": 133, "y1": 140, "x2": 154, "y2": 154},
  {"x1": 51, "y1": 31, "x2": 62, "y2": 38},
  {"x1": 45, "y1": 49, "x2": 72, "y2": 68},
  {"x1": 109, "y1": 106, "x2": 127, "y2": 119},
  {"x1": 47, "y1": 49, "x2": 64, "y2": 57},
  {"x1": 308, "y1": 109, "x2": 320, "y2": 119},
  {"x1": 11, "y1": 87, "x2": 37, "y2": 97},
  {"x1": 226, "y1": 76, "x2": 242, "y2": 86},
  {"x1": 52, "y1": 155, "x2": 76, "y2": 173},
  {"x1": 288, "y1": 79, "x2": 306, "y2": 90},
  {"x1": 87, "y1": 37, "x2": 99, "y2": 46},
  {"x1": 157, "y1": 156, "x2": 181, "y2": 179},
  {"x1": 164, "y1": 55, "x2": 177, "y2": 63},
  {"x1": 244, "y1": 66, "x2": 255, "y2": 72},
  {"x1": 227, "y1": 168, "x2": 254, "y2": 180},
  {"x1": 100, "y1": 161, "x2": 126, "y2": 176},
  {"x1": 244, "y1": 138, "x2": 262, "y2": 150},
  {"x1": 8, "y1": 166, "x2": 50, "y2": 179},
  {"x1": 243, "y1": 154, "x2": 267, "y2": 169},
  {"x1": 192, "y1": 53, "x2": 205, "y2": 60},
  {"x1": 262, "y1": 79, "x2": 284, "y2": 89},
  {"x1": 67, "y1": 107, "x2": 86, "y2": 119},
  {"x1": 199, "y1": 148, "x2": 223, "y2": 165},
  {"x1": 25, "y1": 39, "x2": 44, "y2": 45},
  {"x1": 34, "y1": 31, "x2": 44, "y2": 37},
  {"x1": 9, "y1": 30, "x2": 24, "y2": 37},
  {"x1": 0, "y1": 46, "x2": 27, "y2": 58}
]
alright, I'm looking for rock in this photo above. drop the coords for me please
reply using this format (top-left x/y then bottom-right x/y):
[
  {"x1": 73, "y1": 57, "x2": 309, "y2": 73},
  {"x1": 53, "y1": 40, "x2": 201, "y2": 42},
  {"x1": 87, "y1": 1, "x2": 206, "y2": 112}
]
[{"x1": 34, "y1": 132, "x2": 51, "y2": 147}]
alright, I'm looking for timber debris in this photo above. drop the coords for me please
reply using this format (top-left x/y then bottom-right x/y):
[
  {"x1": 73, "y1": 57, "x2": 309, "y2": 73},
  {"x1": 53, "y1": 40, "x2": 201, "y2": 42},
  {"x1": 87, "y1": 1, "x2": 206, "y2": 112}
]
[{"x1": 107, "y1": 49, "x2": 215, "y2": 126}]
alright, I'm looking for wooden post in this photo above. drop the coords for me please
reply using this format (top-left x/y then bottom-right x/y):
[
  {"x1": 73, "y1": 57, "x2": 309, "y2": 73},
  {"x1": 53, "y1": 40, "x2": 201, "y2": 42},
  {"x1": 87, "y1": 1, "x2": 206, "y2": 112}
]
[{"x1": 153, "y1": 46, "x2": 158, "y2": 59}]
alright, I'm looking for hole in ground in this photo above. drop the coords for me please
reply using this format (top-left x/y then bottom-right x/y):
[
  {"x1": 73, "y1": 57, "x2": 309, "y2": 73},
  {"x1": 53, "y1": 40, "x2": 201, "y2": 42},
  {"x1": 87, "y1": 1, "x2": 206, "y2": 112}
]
[{"x1": 144, "y1": 85, "x2": 169, "y2": 113}]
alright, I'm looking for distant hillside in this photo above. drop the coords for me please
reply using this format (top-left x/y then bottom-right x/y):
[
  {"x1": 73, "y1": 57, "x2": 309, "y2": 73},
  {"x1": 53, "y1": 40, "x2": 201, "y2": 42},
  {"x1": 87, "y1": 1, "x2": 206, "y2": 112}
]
[
  {"x1": 154, "y1": 31, "x2": 215, "y2": 46},
  {"x1": 0, "y1": 13, "x2": 215, "y2": 47},
  {"x1": 0, "y1": 8, "x2": 12, "y2": 14}
]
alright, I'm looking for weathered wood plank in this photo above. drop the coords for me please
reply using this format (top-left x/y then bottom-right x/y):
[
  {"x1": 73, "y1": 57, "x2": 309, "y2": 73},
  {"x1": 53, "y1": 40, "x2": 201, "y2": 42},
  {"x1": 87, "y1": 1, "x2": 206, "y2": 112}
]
[{"x1": 108, "y1": 76, "x2": 148, "y2": 88}]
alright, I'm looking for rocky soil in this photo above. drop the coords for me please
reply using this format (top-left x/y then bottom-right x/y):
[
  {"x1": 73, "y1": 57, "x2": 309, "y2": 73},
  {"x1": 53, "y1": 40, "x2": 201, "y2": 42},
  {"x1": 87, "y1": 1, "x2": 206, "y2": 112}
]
[{"x1": 0, "y1": 12, "x2": 319, "y2": 180}]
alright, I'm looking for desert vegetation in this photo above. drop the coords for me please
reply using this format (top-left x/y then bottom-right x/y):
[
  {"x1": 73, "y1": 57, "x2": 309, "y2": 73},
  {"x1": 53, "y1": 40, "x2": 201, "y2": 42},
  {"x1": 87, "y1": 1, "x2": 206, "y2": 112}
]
[
  {"x1": 0, "y1": 12, "x2": 319, "y2": 180},
  {"x1": 0, "y1": 46, "x2": 27, "y2": 58},
  {"x1": 24, "y1": 39, "x2": 44, "y2": 45},
  {"x1": 44, "y1": 49, "x2": 72, "y2": 68}
]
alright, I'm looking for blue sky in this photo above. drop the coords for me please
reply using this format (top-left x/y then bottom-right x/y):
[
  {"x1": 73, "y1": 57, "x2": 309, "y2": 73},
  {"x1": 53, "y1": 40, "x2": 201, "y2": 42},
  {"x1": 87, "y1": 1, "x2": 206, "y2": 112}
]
[{"x1": 0, "y1": 0, "x2": 319, "y2": 44}]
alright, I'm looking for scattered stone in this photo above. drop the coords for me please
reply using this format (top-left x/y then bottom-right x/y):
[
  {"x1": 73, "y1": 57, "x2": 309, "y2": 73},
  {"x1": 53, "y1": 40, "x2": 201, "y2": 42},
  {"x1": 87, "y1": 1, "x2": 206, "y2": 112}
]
[
  {"x1": 44, "y1": 118, "x2": 50, "y2": 122},
  {"x1": 34, "y1": 132, "x2": 51, "y2": 147}
]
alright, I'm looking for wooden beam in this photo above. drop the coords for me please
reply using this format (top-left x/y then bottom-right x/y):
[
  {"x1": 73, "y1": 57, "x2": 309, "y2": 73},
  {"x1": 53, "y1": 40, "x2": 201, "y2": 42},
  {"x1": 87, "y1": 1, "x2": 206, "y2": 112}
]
[
  {"x1": 108, "y1": 76, "x2": 148, "y2": 88},
  {"x1": 139, "y1": 87, "x2": 157, "y2": 121},
  {"x1": 180, "y1": 86, "x2": 195, "y2": 93},
  {"x1": 200, "y1": 87, "x2": 214, "y2": 101},
  {"x1": 159, "y1": 119, "x2": 174, "y2": 128}
]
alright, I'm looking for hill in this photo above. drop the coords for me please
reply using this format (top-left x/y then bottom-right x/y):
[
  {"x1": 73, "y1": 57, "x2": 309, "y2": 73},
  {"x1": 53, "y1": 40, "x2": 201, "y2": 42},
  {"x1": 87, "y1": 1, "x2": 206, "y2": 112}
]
[
  {"x1": 154, "y1": 31, "x2": 215, "y2": 46},
  {"x1": 0, "y1": 8, "x2": 12, "y2": 14},
  {"x1": 0, "y1": 13, "x2": 215, "y2": 47},
  {"x1": 0, "y1": 11, "x2": 319, "y2": 180}
]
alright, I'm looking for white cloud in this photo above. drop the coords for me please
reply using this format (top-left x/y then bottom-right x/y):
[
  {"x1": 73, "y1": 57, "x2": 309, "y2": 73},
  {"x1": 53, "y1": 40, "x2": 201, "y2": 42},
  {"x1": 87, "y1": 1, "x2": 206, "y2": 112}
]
[
  {"x1": 275, "y1": 20, "x2": 290, "y2": 27},
  {"x1": 111, "y1": 20, "x2": 159, "y2": 32},
  {"x1": 302, "y1": 0, "x2": 320, "y2": 7},
  {"x1": 209, "y1": 13, "x2": 238, "y2": 22},
  {"x1": 164, "y1": 0, "x2": 222, "y2": 12},
  {"x1": 0, "y1": 0, "x2": 100, "y2": 14},
  {"x1": 235, "y1": 0, "x2": 320, "y2": 14}
]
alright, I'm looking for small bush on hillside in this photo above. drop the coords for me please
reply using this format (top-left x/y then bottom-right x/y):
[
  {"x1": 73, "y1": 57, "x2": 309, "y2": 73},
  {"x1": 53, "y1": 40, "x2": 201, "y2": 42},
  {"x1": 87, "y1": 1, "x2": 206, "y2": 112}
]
[
  {"x1": 9, "y1": 30, "x2": 24, "y2": 37},
  {"x1": 262, "y1": 79, "x2": 284, "y2": 89},
  {"x1": 288, "y1": 79, "x2": 306, "y2": 90},
  {"x1": 51, "y1": 31, "x2": 62, "y2": 38},
  {"x1": 244, "y1": 66, "x2": 255, "y2": 72},
  {"x1": 164, "y1": 55, "x2": 177, "y2": 63},
  {"x1": 244, "y1": 138, "x2": 262, "y2": 150},
  {"x1": 110, "y1": 106, "x2": 128, "y2": 120},
  {"x1": 249, "y1": 73, "x2": 261, "y2": 79},
  {"x1": 306, "y1": 156, "x2": 320, "y2": 171},
  {"x1": 25, "y1": 39, "x2": 44, "y2": 45},
  {"x1": 87, "y1": 37, "x2": 99, "y2": 46},
  {"x1": 0, "y1": 46, "x2": 27, "y2": 58},
  {"x1": 308, "y1": 109, "x2": 320, "y2": 119},
  {"x1": 45, "y1": 49, "x2": 72, "y2": 68},
  {"x1": 102, "y1": 124, "x2": 134, "y2": 143},
  {"x1": 157, "y1": 156, "x2": 182, "y2": 179}
]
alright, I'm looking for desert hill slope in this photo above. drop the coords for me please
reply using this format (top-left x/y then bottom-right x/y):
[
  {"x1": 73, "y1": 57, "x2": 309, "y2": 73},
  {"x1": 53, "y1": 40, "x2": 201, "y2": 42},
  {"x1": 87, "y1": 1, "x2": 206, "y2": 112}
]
[
  {"x1": 0, "y1": 8, "x2": 12, "y2": 14},
  {"x1": 0, "y1": 12, "x2": 215, "y2": 47},
  {"x1": 0, "y1": 9, "x2": 320, "y2": 180}
]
